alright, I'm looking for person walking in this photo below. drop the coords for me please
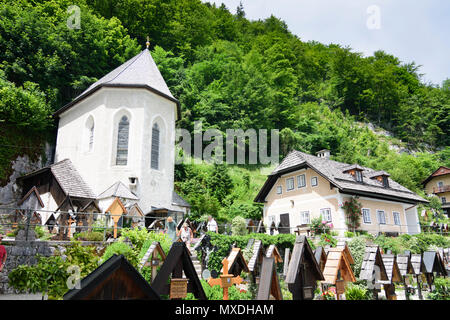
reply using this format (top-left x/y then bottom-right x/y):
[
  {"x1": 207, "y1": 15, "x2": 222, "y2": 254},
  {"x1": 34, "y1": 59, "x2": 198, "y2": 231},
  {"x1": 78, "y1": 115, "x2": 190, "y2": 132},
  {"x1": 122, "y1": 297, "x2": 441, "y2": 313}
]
[
  {"x1": 178, "y1": 223, "x2": 193, "y2": 247},
  {"x1": 0, "y1": 234, "x2": 7, "y2": 272},
  {"x1": 207, "y1": 215, "x2": 218, "y2": 233},
  {"x1": 165, "y1": 216, "x2": 177, "y2": 243}
]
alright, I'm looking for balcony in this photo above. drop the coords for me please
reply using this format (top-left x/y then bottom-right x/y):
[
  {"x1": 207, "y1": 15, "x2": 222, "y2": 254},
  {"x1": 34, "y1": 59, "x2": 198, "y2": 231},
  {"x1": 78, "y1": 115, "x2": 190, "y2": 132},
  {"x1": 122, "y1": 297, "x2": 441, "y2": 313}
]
[{"x1": 433, "y1": 185, "x2": 450, "y2": 194}]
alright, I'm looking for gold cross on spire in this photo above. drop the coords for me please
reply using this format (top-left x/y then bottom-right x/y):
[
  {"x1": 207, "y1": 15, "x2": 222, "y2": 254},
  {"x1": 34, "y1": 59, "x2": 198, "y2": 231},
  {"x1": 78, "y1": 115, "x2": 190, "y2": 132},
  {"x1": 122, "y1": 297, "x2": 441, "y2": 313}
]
[{"x1": 146, "y1": 36, "x2": 150, "y2": 49}]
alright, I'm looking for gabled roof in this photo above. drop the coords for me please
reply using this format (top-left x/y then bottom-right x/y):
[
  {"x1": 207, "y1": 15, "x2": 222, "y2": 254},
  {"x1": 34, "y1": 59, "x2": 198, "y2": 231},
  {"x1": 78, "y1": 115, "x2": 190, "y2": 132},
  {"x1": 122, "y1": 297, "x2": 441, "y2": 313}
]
[
  {"x1": 411, "y1": 254, "x2": 426, "y2": 275},
  {"x1": 17, "y1": 159, "x2": 96, "y2": 199},
  {"x1": 151, "y1": 242, "x2": 206, "y2": 300},
  {"x1": 423, "y1": 251, "x2": 447, "y2": 275},
  {"x1": 17, "y1": 186, "x2": 44, "y2": 208},
  {"x1": 254, "y1": 150, "x2": 427, "y2": 204},
  {"x1": 286, "y1": 236, "x2": 324, "y2": 284},
  {"x1": 322, "y1": 247, "x2": 356, "y2": 284},
  {"x1": 63, "y1": 254, "x2": 160, "y2": 300},
  {"x1": 256, "y1": 257, "x2": 283, "y2": 300},
  {"x1": 54, "y1": 49, "x2": 180, "y2": 118},
  {"x1": 97, "y1": 181, "x2": 139, "y2": 200},
  {"x1": 359, "y1": 245, "x2": 388, "y2": 281},
  {"x1": 221, "y1": 248, "x2": 249, "y2": 276},
  {"x1": 172, "y1": 191, "x2": 191, "y2": 208},
  {"x1": 396, "y1": 254, "x2": 414, "y2": 276},
  {"x1": 381, "y1": 254, "x2": 402, "y2": 283},
  {"x1": 422, "y1": 166, "x2": 450, "y2": 186}
]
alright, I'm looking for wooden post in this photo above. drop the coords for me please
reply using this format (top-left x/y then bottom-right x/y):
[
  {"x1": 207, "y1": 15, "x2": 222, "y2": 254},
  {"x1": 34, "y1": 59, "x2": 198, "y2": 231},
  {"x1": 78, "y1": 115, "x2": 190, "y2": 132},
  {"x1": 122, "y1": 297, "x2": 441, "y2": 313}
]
[{"x1": 416, "y1": 275, "x2": 423, "y2": 300}]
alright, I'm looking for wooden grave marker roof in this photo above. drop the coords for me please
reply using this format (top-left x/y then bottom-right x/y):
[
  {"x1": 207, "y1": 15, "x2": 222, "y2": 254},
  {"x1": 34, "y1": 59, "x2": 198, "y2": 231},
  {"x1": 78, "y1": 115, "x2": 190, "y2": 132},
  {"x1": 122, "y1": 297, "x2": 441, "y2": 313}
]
[
  {"x1": 283, "y1": 248, "x2": 291, "y2": 278},
  {"x1": 256, "y1": 257, "x2": 283, "y2": 300},
  {"x1": 151, "y1": 241, "x2": 206, "y2": 300},
  {"x1": 380, "y1": 254, "x2": 402, "y2": 284},
  {"x1": 138, "y1": 241, "x2": 166, "y2": 270},
  {"x1": 322, "y1": 247, "x2": 356, "y2": 284},
  {"x1": 336, "y1": 241, "x2": 354, "y2": 265},
  {"x1": 396, "y1": 254, "x2": 414, "y2": 276},
  {"x1": 265, "y1": 244, "x2": 283, "y2": 264},
  {"x1": 423, "y1": 251, "x2": 447, "y2": 276},
  {"x1": 63, "y1": 254, "x2": 160, "y2": 300},
  {"x1": 221, "y1": 247, "x2": 249, "y2": 276},
  {"x1": 411, "y1": 254, "x2": 426, "y2": 275},
  {"x1": 314, "y1": 246, "x2": 327, "y2": 273},
  {"x1": 359, "y1": 245, "x2": 388, "y2": 281},
  {"x1": 286, "y1": 236, "x2": 324, "y2": 299},
  {"x1": 248, "y1": 239, "x2": 264, "y2": 273}
]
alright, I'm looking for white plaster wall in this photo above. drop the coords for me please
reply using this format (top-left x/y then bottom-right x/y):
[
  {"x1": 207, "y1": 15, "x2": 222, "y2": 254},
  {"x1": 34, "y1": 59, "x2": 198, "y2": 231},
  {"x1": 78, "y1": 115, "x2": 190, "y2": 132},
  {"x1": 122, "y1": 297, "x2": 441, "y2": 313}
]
[
  {"x1": 405, "y1": 205, "x2": 421, "y2": 234},
  {"x1": 55, "y1": 87, "x2": 177, "y2": 214}
]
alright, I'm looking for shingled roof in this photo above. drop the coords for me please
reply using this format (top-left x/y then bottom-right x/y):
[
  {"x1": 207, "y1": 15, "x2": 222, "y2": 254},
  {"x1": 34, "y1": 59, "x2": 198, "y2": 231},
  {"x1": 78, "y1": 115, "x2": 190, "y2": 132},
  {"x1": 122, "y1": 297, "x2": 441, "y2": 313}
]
[
  {"x1": 17, "y1": 159, "x2": 95, "y2": 199},
  {"x1": 97, "y1": 181, "x2": 139, "y2": 200},
  {"x1": 54, "y1": 49, "x2": 180, "y2": 118},
  {"x1": 172, "y1": 191, "x2": 191, "y2": 208},
  {"x1": 254, "y1": 150, "x2": 427, "y2": 204}
]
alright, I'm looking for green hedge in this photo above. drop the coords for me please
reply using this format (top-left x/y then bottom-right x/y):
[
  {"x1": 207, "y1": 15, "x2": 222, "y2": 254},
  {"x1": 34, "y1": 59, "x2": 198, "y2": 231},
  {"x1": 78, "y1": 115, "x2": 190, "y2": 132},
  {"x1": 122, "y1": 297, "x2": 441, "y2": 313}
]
[{"x1": 206, "y1": 232, "x2": 303, "y2": 272}]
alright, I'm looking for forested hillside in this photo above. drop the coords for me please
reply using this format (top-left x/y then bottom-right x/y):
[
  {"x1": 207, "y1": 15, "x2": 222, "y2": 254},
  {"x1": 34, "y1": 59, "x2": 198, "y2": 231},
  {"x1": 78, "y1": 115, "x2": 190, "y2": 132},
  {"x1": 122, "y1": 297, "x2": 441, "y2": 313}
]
[{"x1": 0, "y1": 0, "x2": 448, "y2": 219}]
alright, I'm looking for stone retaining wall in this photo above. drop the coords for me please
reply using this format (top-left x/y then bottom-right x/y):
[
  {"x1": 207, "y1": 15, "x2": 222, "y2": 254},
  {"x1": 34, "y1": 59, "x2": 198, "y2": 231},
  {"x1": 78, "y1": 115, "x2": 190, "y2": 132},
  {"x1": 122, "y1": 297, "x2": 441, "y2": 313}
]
[{"x1": 0, "y1": 235, "x2": 108, "y2": 294}]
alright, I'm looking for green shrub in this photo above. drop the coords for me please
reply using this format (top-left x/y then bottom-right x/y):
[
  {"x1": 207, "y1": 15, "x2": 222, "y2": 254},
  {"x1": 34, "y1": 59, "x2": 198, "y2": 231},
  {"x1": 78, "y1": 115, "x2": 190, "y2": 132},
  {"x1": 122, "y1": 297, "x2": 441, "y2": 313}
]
[
  {"x1": 8, "y1": 241, "x2": 99, "y2": 299},
  {"x1": 317, "y1": 233, "x2": 337, "y2": 247},
  {"x1": 348, "y1": 236, "x2": 367, "y2": 277},
  {"x1": 231, "y1": 216, "x2": 248, "y2": 236},
  {"x1": 73, "y1": 231, "x2": 104, "y2": 241},
  {"x1": 344, "y1": 231, "x2": 355, "y2": 238},
  {"x1": 427, "y1": 277, "x2": 450, "y2": 300},
  {"x1": 206, "y1": 232, "x2": 297, "y2": 272},
  {"x1": 101, "y1": 241, "x2": 137, "y2": 266},
  {"x1": 184, "y1": 280, "x2": 252, "y2": 300},
  {"x1": 345, "y1": 283, "x2": 371, "y2": 300}
]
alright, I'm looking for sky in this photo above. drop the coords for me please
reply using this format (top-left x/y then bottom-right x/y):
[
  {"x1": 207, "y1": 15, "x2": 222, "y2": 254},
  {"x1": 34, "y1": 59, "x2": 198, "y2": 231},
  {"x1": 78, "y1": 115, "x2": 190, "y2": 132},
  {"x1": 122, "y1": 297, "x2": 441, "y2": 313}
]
[{"x1": 204, "y1": 0, "x2": 450, "y2": 86}]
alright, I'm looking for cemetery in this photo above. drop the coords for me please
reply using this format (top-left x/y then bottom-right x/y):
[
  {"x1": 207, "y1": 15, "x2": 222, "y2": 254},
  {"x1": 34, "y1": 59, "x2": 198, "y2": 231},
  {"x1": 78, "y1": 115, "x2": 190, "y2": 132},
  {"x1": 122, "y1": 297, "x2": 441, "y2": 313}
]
[{"x1": 0, "y1": 204, "x2": 449, "y2": 301}]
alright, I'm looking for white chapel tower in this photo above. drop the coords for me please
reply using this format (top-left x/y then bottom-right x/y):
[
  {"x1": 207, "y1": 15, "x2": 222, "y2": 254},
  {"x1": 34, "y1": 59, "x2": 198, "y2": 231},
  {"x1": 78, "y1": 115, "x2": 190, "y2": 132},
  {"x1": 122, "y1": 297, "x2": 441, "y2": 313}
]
[{"x1": 53, "y1": 47, "x2": 186, "y2": 214}]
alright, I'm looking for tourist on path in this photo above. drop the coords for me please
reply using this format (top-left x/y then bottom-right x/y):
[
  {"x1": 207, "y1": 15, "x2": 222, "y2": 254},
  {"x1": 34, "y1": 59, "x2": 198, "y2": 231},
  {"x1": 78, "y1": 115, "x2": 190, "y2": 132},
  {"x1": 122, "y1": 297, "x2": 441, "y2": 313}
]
[
  {"x1": 0, "y1": 234, "x2": 7, "y2": 272},
  {"x1": 207, "y1": 215, "x2": 218, "y2": 233},
  {"x1": 165, "y1": 216, "x2": 177, "y2": 242},
  {"x1": 178, "y1": 223, "x2": 193, "y2": 247}
]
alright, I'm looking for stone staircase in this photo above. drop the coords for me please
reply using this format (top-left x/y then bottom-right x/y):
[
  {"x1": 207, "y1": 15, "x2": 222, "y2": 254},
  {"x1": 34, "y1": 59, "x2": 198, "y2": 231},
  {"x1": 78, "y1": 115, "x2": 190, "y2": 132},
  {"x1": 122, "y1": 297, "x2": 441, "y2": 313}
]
[{"x1": 189, "y1": 245, "x2": 203, "y2": 279}]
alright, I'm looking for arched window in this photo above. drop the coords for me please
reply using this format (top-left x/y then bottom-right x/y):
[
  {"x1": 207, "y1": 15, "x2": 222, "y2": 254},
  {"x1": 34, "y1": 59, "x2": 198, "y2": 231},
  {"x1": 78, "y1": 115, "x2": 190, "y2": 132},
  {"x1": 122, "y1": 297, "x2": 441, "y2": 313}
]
[
  {"x1": 88, "y1": 123, "x2": 94, "y2": 152},
  {"x1": 85, "y1": 116, "x2": 94, "y2": 152},
  {"x1": 151, "y1": 123, "x2": 160, "y2": 170},
  {"x1": 116, "y1": 116, "x2": 129, "y2": 165}
]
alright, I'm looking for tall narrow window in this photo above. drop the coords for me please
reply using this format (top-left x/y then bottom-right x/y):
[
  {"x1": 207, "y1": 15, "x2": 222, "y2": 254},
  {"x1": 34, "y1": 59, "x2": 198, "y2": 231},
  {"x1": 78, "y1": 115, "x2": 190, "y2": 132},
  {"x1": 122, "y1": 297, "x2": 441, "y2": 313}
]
[
  {"x1": 151, "y1": 123, "x2": 160, "y2": 170},
  {"x1": 116, "y1": 116, "x2": 129, "y2": 165},
  {"x1": 88, "y1": 123, "x2": 94, "y2": 152},
  {"x1": 362, "y1": 208, "x2": 371, "y2": 224}
]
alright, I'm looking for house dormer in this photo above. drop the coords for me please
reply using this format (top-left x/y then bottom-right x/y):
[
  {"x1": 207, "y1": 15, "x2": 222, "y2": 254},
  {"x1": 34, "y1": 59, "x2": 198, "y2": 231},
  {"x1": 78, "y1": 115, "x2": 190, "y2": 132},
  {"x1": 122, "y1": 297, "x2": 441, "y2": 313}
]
[
  {"x1": 368, "y1": 171, "x2": 390, "y2": 188},
  {"x1": 343, "y1": 164, "x2": 364, "y2": 183},
  {"x1": 316, "y1": 149, "x2": 331, "y2": 159}
]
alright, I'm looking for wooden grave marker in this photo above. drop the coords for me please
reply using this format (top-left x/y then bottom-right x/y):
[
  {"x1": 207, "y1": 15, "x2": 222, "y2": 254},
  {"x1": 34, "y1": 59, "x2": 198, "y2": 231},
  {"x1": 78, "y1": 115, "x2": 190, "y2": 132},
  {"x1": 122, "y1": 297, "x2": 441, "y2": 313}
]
[
  {"x1": 256, "y1": 256, "x2": 282, "y2": 300},
  {"x1": 265, "y1": 244, "x2": 283, "y2": 264},
  {"x1": 380, "y1": 254, "x2": 402, "y2": 300},
  {"x1": 396, "y1": 253, "x2": 415, "y2": 299},
  {"x1": 359, "y1": 245, "x2": 388, "y2": 300},
  {"x1": 138, "y1": 241, "x2": 166, "y2": 282},
  {"x1": 105, "y1": 197, "x2": 127, "y2": 239},
  {"x1": 286, "y1": 235, "x2": 324, "y2": 300},
  {"x1": 248, "y1": 239, "x2": 264, "y2": 284},
  {"x1": 221, "y1": 247, "x2": 249, "y2": 276},
  {"x1": 321, "y1": 245, "x2": 356, "y2": 299},
  {"x1": 63, "y1": 254, "x2": 160, "y2": 300},
  {"x1": 411, "y1": 253, "x2": 426, "y2": 300},
  {"x1": 151, "y1": 241, "x2": 206, "y2": 300},
  {"x1": 208, "y1": 258, "x2": 244, "y2": 300},
  {"x1": 314, "y1": 246, "x2": 327, "y2": 273},
  {"x1": 422, "y1": 251, "x2": 447, "y2": 291},
  {"x1": 282, "y1": 248, "x2": 291, "y2": 279}
]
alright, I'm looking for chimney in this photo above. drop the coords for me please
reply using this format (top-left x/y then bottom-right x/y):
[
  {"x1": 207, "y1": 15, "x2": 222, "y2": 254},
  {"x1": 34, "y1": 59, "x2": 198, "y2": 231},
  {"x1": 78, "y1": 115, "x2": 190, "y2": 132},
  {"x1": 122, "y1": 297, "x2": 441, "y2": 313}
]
[{"x1": 316, "y1": 149, "x2": 331, "y2": 159}]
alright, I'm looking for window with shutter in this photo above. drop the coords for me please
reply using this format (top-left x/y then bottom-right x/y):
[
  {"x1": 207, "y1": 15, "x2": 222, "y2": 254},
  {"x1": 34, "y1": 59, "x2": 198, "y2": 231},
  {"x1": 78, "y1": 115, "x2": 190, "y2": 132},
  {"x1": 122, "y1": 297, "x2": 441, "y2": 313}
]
[
  {"x1": 151, "y1": 123, "x2": 160, "y2": 170},
  {"x1": 116, "y1": 116, "x2": 129, "y2": 165}
]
